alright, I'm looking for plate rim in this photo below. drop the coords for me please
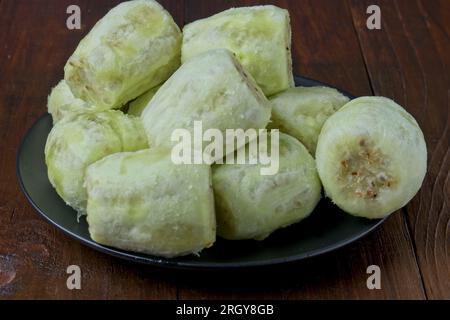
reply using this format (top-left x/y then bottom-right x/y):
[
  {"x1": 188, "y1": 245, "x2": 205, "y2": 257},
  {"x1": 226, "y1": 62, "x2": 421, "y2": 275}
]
[{"x1": 16, "y1": 75, "x2": 387, "y2": 270}]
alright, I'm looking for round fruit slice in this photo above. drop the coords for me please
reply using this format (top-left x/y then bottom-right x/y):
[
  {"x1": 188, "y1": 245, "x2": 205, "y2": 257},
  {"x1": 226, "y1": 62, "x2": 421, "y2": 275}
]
[
  {"x1": 316, "y1": 97, "x2": 427, "y2": 219},
  {"x1": 213, "y1": 132, "x2": 322, "y2": 240}
]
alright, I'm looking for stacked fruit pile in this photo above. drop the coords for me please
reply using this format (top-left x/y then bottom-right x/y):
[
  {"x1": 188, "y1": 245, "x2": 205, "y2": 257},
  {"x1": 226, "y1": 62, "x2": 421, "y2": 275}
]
[{"x1": 45, "y1": 0, "x2": 427, "y2": 258}]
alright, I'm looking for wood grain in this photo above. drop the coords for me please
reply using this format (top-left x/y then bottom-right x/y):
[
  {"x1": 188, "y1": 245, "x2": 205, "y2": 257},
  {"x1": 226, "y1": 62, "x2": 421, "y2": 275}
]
[
  {"x1": 348, "y1": 0, "x2": 450, "y2": 299},
  {"x1": 0, "y1": 0, "x2": 446, "y2": 299}
]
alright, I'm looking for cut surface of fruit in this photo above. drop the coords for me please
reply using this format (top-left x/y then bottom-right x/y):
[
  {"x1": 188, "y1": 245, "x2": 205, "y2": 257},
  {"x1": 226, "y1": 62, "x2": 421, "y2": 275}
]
[
  {"x1": 316, "y1": 97, "x2": 427, "y2": 219},
  {"x1": 64, "y1": 0, "x2": 181, "y2": 109},
  {"x1": 47, "y1": 80, "x2": 95, "y2": 124}
]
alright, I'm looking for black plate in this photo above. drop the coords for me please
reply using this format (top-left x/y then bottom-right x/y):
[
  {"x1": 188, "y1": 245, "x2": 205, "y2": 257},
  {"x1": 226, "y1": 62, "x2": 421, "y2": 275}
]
[{"x1": 17, "y1": 76, "x2": 386, "y2": 269}]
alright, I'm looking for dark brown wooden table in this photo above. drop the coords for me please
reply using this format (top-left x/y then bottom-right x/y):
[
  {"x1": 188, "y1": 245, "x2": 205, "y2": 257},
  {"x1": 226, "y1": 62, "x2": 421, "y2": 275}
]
[{"x1": 0, "y1": 0, "x2": 448, "y2": 300}]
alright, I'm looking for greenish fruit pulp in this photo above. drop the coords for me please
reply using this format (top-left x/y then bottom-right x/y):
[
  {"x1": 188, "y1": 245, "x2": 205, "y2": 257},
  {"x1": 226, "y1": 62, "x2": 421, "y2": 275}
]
[
  {"x1": 213, "y1": 133, "x2": 322, "y2": 240},
  {"x1": 127, "y1": 84, "x2": 162, "y2": 117},
  {"x1": 85, "y1": 149, "x2": 216, "y2": 258},
  {"x1": 141, "y1": 49, "x2": 271, "y2": 157},
  {"x1": 47, "y1": 80, "x2": 97, "y2": 124},
  {"x1": 316, "y1": 97, "x2": 427, "y2": 219},
  {"x1": 45, "y1": 110, "x2": 148, "y2": 216},
  {"x1": 182, "y1": 5, "x2": 294, "y2": 96},
  {"x1": 64, "y1": 0, "x2": 182, "y2": 110},
  {"x1": 269, "y1": 86, "x2": 350, "y2": 155}
]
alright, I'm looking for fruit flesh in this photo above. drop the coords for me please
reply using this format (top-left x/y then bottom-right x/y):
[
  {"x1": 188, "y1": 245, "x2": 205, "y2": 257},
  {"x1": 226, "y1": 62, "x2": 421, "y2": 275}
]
[
  {"x1": 269, "y1": 86, "x2": 350, "y2": 155},
  {"x1": 213, "y1": 133, "x2": 322, "y2": 240},
  {"x1": 47, "y1": 80, "x2": 95, "y2": 124},
  {"x1": 182, "y1": 5, "x2": 294, "y2": 96},
  {"x1": 128, "y1": 85, "x2": 161, "y2": 117},
  {"x1": 64, "y1": 0, "x2": 181, "y2": 110},
  {"x1": 141, "y1": 49, "x2": 271, "y2": 156},
  {"x1": 45, "y1": 110, "x2": 148, "y2": 216},
  {"x1": 85, "y1": 149, "x2": 216, "y2": 258},
  {"x1": 316, "y1": 97, "x2": 427, "y2": 219}
]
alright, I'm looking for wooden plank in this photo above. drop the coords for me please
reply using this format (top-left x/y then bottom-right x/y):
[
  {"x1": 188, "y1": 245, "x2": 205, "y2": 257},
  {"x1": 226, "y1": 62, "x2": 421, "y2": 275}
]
[
  {"x1": 0, "y1": 0, "x2": 182, "y2": 299},
  {"x1": 348, "y1": 0, "x2": 450, "y2": 299},
  {"x1": 2, "y1": 0, "x2": 442, "y2": 300},
  {"x1": 180, "y1": 0, "x2": 426, "y2": 300}
]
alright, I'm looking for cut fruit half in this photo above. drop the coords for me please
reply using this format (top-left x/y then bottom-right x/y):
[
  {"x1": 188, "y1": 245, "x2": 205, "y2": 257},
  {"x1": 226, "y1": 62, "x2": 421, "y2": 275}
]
[
  {"x1": 182, "y1": 5, "x2": 294, "y2": 96},
  {"x1": 316, "y1": 97, "x2": 427, "y2": 219},
  {"x1": 64, "y1": 0, "x2": 181, "y2": 109},
  {"x1": 141, "y1": 49, "x2": 271, "y2": 159},
  {"x1": 85, "y1": 149, "x2": 216, "y2": 258},
  {"x1": 213, "y1": 133, "x2": 322, "y2": 240},
  {"x1": 269, "y1": 86, "x2": 350, "y2": 155},
  {"x1": 45, "y1": 110, "x2": 148, "y2": 216},
  {"x1": 47, "y1": 80, "x2": 95, "y2": 124}
]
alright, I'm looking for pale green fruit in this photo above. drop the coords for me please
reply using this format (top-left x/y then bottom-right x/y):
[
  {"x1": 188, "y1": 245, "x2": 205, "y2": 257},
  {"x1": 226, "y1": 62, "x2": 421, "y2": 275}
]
[
  {"x1": 141, "y1": 49, "x2": 271, "y2": 155},
  {"x1": 128, "y1": 85, "x2": 161, "y2": 117},
  {"x1": 47, "y1": 80, "x2": 96, "y2": 124},
  {"x1": 45, "y1": 111, "x2": 148, "y2": 216},
  {"x1": 213, "y1": 133, "x2": 322, "y2": 240},
  {"x1": 85, "y1": 149, "x2": 216, "y2": 258},
  {"x1": 269, "y1": 86, "x2": 350, "y2": 155},
  {"x1": 65, "y1": 0, "x2": 181, "y2": 110},
  {"x1": 182, "y1": 5, "x2": 294, "y2": 96},
  {"x1": 316, "y1": 97, "x2": 427, "y2": 219}
]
